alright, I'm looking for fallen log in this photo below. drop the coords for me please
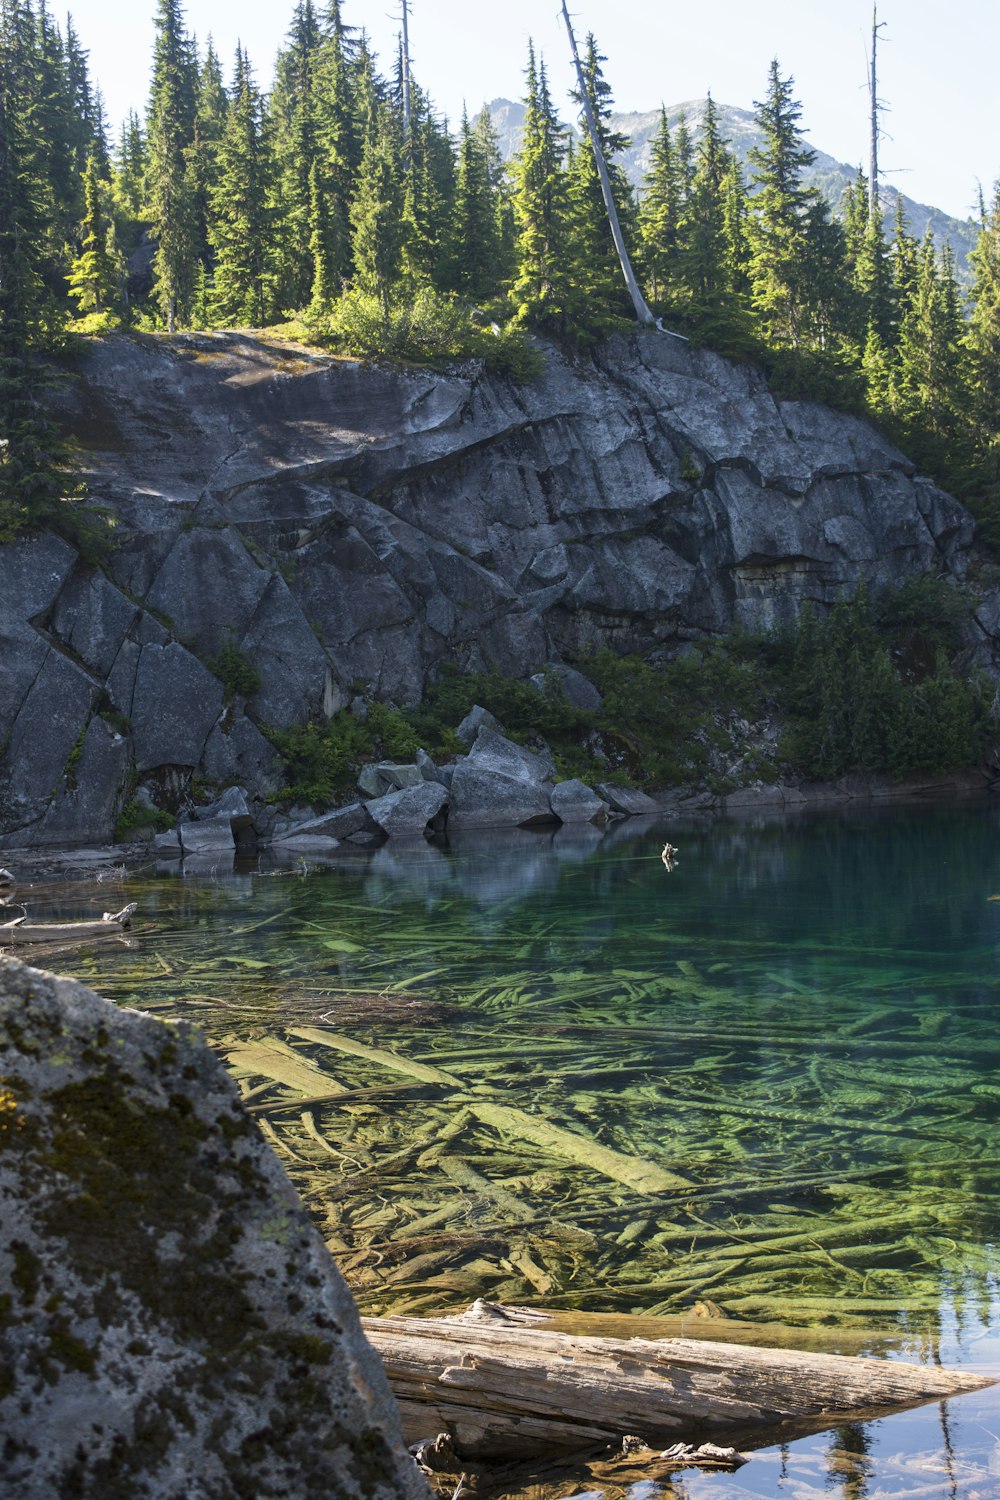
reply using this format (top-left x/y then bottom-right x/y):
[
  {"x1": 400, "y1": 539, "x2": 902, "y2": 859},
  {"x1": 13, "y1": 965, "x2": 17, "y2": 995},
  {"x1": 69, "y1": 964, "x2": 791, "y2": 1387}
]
[
  {"x1": 362, "y1": 1301, "x2": 994, "y2": 1460},
  {"x1": 0, "y1": 903, "x2": 138, "y2": 944}
]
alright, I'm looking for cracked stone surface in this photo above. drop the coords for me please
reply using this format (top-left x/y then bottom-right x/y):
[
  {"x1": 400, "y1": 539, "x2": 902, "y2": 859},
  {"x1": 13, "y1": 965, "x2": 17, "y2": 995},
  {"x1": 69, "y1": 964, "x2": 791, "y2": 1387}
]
[
  {"x1": 0, "y1": 328, "x2": 986, "y2": 846},
  {"x1": 0, "y1": 955, "x2": 428, "y2": 1500}
]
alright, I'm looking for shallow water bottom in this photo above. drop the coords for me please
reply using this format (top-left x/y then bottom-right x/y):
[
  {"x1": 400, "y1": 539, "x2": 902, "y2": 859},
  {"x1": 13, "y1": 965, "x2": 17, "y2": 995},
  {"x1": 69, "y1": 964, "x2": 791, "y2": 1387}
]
[{"x1": 12, "y1": 798, "x2": 1000, "y2": 1497}]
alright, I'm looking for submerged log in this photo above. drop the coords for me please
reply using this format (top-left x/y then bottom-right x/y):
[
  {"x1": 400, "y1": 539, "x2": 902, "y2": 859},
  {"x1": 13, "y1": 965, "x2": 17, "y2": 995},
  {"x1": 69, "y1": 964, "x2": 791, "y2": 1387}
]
[
  {"x1": 363, "y1": 1301, "x2": 994, "y2": 1460},
  {"x1": 0, "y1": 903, "x2": 138, "y2": 944}
]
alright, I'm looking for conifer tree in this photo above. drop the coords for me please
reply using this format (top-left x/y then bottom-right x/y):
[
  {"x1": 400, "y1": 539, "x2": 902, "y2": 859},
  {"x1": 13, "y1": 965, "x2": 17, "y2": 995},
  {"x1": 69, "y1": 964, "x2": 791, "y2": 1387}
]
[
  {"x1": 0, "y1": 12, "x2": 77, "y2": 537},
  {"x1": 474, "y1": 105, "x2": 514, "y2": 289},
  {"x1": 399, "y1": 82, "x2": 454, "y2": 290},
  {"x1": 66, "y1": 152, "x2": 119, "y2": 316},
  {"x1": 564, "y1": 33, "x2": 636, "y2": 330},
  {"x1": 306, "y1": 17, "x2": 358, "y2": 310},
  {"x1": 889, "y1": 228, "x2": 966, "y2": 468},
  {"x1": 191, "y1": 38, "x2": 227, "y2": 271},
  {"x1": 112, "y1": 110, "x2": 146, "y2": 220},
  {"x1": 675, "y1": 95, "x2": 746, "y2": 341},
  {"x1": 145, "y1": 0, "x2": 198, "y2": 330},
  {"x1": 270, "y1": 0, "x2": 323, "y2": 310},
  {"x1": 746, "y1": 60, "x2": 823, "y2": 349},
  {"x1": 443, "y1": 105, "x2": 503, "y2": 301},
  {"x1": 966, "y1": 181, "x2": 1000, "y2": 496},
  {"x1": 208, "y1": 46, "x2": 278, "y2": 327},
  {"x1": 639, "y1": 107, "x2": 681, "y2": 306},
  {"x1": 509, "y1": 43, "x2": 571, "y2": 330},
  {"x1": 349, "y1": 111, "x2": 404, "y2": 307}
]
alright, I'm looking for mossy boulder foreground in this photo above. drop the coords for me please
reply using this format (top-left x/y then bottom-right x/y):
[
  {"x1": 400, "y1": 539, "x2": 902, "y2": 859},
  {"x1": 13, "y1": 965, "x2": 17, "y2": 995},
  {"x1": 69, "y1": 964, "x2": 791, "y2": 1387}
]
[{"x1": 0, "y1": 956, "x2": 428, "y2": 1500}]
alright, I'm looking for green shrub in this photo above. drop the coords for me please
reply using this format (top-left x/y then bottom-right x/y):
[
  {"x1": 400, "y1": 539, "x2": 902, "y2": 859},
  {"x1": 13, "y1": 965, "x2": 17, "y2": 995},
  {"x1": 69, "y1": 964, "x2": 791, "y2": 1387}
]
[
  {"x1": 308, "y1": 285, "x2": 543, "y2": 380},
  {"x1": 777, "y1": 584, "x2": 992, "y2": 779},
  {"x1": 208, "y1": 639, "x2": 261, "y2": 701},
  {"x1": 268, "y1": 712, "x2": 374, "y2": 805},
  {"x1": 115, "y1": 800, "x2": 174, "y2": 838}
]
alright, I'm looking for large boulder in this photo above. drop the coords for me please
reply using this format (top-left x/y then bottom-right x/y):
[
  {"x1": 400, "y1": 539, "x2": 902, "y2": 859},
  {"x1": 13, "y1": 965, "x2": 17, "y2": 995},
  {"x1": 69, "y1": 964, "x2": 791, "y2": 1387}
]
[
  {"x1": 448, "y1": 728, "x2": 556, "y2": 830},
  {"x1": 0, "y1": 956, "x2": 427, "y2": 1500},
  {"x1": 550, "y1": 778, "x2": 610, "y2": 825},
  {"x1": 366, "y1": 781, "x2": 448, "y2": 837},
  {"x1": 596, "y1": 783, "x2": 661, "y2": 816}
]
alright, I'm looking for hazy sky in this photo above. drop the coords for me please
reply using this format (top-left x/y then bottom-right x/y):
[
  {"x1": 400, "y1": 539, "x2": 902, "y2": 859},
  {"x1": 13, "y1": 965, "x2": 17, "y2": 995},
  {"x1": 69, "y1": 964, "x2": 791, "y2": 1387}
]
[{"x1": 66, "y1": 0, "x2": 998, "y2": 222}]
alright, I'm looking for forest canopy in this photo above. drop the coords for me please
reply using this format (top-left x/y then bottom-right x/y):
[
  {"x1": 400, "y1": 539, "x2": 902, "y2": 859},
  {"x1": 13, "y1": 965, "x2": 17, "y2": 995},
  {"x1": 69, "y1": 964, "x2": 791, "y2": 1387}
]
[{"x1": 0, "y1": 0, "x2": 998, "y2": 548}]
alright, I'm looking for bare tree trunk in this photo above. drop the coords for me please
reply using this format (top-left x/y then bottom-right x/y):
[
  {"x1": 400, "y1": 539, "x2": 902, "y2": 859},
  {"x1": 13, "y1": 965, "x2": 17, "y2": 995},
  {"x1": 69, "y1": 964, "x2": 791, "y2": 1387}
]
[
  {"x1": 400, "y1": 0, "x2": 412, "y2": 143},
  {"x1": 868, "y1": 5, "x2": 886, "y2": 221},
  {"x1": 364, "y1": 1302, "x2": 994, "y2": 1460},
  {"x1": 559, "y1": 1, "x2": 656, "y2": 329}
]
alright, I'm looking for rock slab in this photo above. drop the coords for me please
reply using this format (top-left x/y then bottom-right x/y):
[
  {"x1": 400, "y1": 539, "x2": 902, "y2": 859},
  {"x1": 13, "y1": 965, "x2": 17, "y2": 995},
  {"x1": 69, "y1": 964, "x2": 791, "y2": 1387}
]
[{"x1": 0, "y1": 956, "x2": 427, "y2": 1500}]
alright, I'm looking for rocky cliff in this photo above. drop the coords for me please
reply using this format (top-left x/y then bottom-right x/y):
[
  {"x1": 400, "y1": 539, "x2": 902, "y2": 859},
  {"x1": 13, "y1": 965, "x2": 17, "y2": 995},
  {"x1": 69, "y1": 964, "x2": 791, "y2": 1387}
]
[{"x1": 0, "y1": 329, "x2": 983, "y2": 847}]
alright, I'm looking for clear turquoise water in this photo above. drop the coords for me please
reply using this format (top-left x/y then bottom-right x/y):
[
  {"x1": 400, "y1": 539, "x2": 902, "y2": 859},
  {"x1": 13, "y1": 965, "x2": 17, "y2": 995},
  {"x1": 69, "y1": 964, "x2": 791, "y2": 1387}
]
[{"x1": 28, "y1": 797, "x2": 1000, "y2": 1497}]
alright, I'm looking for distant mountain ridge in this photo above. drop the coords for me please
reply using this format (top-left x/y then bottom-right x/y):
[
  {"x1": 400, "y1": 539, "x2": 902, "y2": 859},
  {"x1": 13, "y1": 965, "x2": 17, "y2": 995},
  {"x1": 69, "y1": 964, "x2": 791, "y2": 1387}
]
[{"x1": 487, "y1": 97, "x2": 978, "y2": 280}]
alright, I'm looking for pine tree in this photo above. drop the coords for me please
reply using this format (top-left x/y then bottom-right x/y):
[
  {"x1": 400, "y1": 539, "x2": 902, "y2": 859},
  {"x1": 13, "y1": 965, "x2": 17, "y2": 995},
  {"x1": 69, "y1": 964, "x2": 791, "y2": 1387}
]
[
  {"x1": 208, "y1": 46, "x2": 278, "y2": 328},
  {"x1": 145, "y1": 0, "x2": 198, "y2": 330},
  {"x1": 509, "y1": 43, "x2": 571, "y2": 330},
  {"x1": 66, "y1": 152, "x2": 119, "y2": 316}
]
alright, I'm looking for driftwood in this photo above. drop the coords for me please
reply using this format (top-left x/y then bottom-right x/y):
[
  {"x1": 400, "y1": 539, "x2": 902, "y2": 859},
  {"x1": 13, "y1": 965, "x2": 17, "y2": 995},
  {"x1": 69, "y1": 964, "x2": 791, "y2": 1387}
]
[
  {"x1": 0, "y1": 902, "x2": 138, "y2": 944},
  {"x1": 363, "y1": 1301, "x2": 994, "y2": 1460}
]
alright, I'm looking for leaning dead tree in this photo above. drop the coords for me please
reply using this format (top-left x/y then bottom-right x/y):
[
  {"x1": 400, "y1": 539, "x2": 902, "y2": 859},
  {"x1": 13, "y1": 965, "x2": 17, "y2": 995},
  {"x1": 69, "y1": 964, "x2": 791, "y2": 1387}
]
[{"x1": 559, "y1": 1, "x2": 657, "y2": 329}]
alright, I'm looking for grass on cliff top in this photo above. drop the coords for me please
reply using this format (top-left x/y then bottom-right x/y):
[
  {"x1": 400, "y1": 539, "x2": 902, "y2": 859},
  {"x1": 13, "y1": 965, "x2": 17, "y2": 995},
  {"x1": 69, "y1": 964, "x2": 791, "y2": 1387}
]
[{"x1": 268, "y1": 576, "x2": 994, "y2": 808}]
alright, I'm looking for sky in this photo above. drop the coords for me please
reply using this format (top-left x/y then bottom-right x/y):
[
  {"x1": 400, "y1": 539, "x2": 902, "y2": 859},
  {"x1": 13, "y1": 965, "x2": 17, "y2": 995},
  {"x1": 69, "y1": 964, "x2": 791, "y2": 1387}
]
[{"x1": 64, "y1": 0, "x2": 999, "y2": 222}]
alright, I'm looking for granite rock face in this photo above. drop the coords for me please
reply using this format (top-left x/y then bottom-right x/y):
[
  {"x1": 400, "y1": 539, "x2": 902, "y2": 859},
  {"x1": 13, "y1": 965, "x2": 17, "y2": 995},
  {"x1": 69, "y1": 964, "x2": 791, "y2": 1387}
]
[
  {"x1": 0, "y1": 956, "x2": 427, "y2": 1500},
  {"x1": 0, "y1": 329, "x2": 986, "y2": 846}
]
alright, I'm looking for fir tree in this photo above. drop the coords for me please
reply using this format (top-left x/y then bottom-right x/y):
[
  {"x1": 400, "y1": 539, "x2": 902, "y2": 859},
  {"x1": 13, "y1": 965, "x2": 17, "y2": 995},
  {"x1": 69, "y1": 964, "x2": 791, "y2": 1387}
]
[
  {"x1": 191, "y1": 37, "x2": 227, "y2": 271},
  {"x1": 145, "y1": 0, "x2": 198, "y2": 330},
  {"x1": 349, "y1": 111, "x2": 404, "y2": 306},
  {"x1": 66, "y1": 152, "x2": 119, "y2": 316},
  {"x1": 509, "y1": 43, "x2": 571, "y2": 330},
  {"x1": 208, "y1": 46, "x2": 278, "y2": 328},
  {"x1": 270, "y1": 0, "x2": 323, "y2": 310},
  {"x1": 889, "y1": 228, "x2": 966, "y2": 469},
  {"x1": 444, "y1": 104, "x2": 502, "y2": 301},
  {"x1": 112, "y1": 110, "x2": 145, "y2": 220},
  {"x1": 675, "y1": 94, "x2": 746, "y2": 341},
  {"x1": 965, "y1": 182, "x2": 1000, "y2": 498},
  {"x1": 0, "y1": 15, "x2": 78, "y2": 538},
  {"x1": 639, "y1": 107, "x2": 681, "y2": 306},
  {"x1": 307, "y1": 17, "x2": 358, "y2": 309},
  {"x1": 399, "y1": 82, "x2": 454, "y2": 290},
  {"x1": 564, "y1": 32, "x2": 636, "y2": 331},
  {"x1": 746, "y1": 60, "x2": 823, "y2": 349}
]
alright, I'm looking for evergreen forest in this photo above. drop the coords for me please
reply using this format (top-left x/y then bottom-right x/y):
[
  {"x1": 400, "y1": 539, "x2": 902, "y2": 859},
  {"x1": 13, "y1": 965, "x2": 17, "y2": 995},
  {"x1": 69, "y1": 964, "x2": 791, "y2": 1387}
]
[{"x1": 1, "y1": 0, "x2": 999, "y2": 555}]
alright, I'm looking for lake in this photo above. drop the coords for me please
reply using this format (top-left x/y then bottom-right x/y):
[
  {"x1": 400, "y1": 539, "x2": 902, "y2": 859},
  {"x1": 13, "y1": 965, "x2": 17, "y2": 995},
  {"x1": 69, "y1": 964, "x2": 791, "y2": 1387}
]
[{"x1": 25, "y1": 796, "x2": 1000, "y2": 1498}]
